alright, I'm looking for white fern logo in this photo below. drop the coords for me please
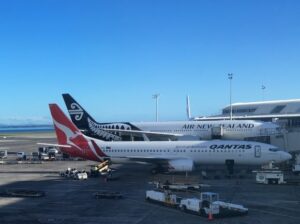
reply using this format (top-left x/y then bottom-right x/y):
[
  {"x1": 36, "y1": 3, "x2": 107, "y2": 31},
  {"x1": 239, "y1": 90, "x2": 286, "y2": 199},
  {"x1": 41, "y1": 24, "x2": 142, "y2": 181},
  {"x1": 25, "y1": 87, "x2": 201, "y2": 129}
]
[
  {"x1": 68, "y1": 103, "x2": 84, "y2": 121},
  {"x1": 87, "y1": 118, "x2": 122, "y2": 141}
]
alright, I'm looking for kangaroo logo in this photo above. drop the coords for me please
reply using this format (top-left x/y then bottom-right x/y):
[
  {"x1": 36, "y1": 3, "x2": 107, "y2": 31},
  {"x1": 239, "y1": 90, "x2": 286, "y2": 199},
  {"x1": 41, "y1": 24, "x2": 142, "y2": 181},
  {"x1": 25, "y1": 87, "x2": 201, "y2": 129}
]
[
  {"x1": 53, "y1": 117, "x2": 106, "y2": 161},
  {"x1": 68, "y1": 103, "x2": 84, "y2": 121}
]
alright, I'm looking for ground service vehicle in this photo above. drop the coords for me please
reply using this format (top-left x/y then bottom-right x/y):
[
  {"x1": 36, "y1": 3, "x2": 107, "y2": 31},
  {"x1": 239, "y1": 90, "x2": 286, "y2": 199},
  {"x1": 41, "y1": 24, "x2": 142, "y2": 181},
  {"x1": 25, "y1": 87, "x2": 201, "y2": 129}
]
[
  {"x1": 255, "y1": 170, "x2": 286, "y2": 184},
  {"x1": 179, "y1": 192, "x2": 248, "y2": 217},
  {"x1": 146, "y1": 190, "x2": 181, "y2": 207},
  {"x1": 0, "y1": 150, "x2": 7, "y2": 159},
  {"x1": 74, "y1": 171, "x2": 88, "y2": 180},
  {"x1": 292, "y1": 164, "x2": 300, "y2": 175},
  {"x1": 17, "y1": 152, "x2": 26, "y2": 160}
]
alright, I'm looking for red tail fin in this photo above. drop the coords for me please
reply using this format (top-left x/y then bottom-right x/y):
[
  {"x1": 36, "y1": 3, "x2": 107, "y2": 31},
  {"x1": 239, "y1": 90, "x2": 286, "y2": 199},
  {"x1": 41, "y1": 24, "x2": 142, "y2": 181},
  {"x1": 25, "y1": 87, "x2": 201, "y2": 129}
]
[
  {"x1": 49, "y1": 104, "x2": 105, "y2": 162},
  {"x1": 49, "y1": 104, "x2": 81, "y2": 146},
  {"x1": 49, "y1": 104, "x2": 79, "y2": 132}
]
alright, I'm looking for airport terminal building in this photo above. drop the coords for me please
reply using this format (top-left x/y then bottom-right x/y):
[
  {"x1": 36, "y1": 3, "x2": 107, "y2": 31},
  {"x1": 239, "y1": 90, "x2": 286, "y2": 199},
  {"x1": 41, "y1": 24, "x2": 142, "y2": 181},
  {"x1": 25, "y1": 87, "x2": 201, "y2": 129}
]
[{"x1": 195, "y1": 99, "x2": 300, "y2": 153}]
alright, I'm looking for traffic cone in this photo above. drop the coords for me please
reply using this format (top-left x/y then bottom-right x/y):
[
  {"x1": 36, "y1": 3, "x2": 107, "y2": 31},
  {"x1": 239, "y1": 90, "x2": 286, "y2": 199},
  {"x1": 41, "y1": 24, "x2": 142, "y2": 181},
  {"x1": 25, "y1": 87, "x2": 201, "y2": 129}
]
[{"x1": 208, "y1": 212, "x2": 213, "y2": 221}]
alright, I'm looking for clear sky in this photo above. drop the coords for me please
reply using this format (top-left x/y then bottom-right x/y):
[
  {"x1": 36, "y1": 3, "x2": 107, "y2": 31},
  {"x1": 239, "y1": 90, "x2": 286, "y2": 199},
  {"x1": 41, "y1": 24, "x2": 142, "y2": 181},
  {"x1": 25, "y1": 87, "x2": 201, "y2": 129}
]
[{"x1": 1, "y1": 0, "x2": 300, "y2": 125}]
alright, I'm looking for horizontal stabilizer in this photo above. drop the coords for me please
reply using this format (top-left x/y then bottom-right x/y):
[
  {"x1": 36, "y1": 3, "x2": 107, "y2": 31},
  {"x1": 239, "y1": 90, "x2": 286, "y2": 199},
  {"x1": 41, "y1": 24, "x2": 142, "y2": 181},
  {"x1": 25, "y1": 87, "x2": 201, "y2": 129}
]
[{"x1": 37, "y1": 143, "x2": 72, "y2": 148}]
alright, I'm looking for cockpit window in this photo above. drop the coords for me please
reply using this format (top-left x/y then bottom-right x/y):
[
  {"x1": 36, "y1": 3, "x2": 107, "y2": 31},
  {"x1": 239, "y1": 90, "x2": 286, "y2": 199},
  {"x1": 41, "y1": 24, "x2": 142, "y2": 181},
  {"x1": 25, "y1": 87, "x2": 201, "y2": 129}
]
[{"x1": 269, "y1": 148, "x2": 279, "y2": 152}]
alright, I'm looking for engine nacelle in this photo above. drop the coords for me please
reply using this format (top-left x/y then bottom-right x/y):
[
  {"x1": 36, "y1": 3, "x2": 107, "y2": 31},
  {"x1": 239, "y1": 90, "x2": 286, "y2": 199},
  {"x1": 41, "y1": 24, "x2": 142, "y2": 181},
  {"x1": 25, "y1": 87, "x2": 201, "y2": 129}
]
[{"x1": 168, "y1": 159, "x2": 194, "y2": 172}]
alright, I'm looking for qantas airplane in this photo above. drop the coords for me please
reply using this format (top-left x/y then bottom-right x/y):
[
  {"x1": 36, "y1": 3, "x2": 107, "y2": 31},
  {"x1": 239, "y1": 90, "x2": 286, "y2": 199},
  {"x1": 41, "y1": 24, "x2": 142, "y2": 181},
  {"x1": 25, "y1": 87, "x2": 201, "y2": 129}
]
[
  {"x1": 62, "y1": 94, "x2": 281, "y2": 142},
  {"x1": 45, "y1": 104, "x2": 291, "y2": 173}
]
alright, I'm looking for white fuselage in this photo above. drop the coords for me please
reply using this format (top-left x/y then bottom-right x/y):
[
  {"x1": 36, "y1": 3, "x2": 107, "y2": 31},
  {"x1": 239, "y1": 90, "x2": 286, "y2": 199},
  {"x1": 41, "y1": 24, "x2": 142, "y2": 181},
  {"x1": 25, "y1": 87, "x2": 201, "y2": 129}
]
[
  {"x1": 97, "y1": 120, "x2": 280, "y2": 140},
  {"x1": 132, "y1": 120, "x2": 279, "y2": 140},
  {"x1": 90, "y1": 138, "x2": 290, "y2": 166}
]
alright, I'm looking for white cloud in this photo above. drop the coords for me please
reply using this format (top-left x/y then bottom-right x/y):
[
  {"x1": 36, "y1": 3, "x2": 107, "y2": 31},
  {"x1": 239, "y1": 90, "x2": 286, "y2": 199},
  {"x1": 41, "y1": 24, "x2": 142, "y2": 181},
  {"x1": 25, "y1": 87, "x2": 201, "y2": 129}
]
[{"x1": 0, "y1": 116, "x2": 52, "y2": 126}]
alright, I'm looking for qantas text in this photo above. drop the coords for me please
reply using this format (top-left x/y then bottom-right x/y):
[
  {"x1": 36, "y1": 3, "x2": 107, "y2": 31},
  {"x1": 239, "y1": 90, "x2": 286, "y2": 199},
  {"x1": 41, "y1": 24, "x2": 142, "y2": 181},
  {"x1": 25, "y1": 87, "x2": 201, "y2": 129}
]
[{"x1": 209, "y1": 144, "x2": 252, "y2": 150}]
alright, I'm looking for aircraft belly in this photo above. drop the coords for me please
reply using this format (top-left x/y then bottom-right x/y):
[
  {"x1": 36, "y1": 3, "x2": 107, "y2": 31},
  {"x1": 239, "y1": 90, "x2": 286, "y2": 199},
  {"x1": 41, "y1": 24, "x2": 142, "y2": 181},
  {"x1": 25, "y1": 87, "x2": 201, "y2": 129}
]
[
  {"x1": 195, "y1": 154, "x2": 226, "y2": 165},
  {"x1": 110, "y1": 158, "x2": 131, "y2": 164},
  {"x1": 194, "y1": 153, "x2": 262, "y2": 165}
]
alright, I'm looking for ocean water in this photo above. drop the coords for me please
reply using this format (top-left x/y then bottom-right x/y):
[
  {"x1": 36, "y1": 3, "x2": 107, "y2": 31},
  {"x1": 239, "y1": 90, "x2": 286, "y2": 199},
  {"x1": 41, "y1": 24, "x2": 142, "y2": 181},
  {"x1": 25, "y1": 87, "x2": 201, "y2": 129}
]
[{"x1": 0, "y1": 126, "x2": 54, "y2": 133}]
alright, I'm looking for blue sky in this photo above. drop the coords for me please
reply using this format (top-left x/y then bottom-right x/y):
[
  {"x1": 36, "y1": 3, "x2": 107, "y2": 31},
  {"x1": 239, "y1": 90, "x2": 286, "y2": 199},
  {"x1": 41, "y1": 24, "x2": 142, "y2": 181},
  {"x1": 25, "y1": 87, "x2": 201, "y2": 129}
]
[{"x1": 1, "y1": 0, "x2": 300, "y2": 124}]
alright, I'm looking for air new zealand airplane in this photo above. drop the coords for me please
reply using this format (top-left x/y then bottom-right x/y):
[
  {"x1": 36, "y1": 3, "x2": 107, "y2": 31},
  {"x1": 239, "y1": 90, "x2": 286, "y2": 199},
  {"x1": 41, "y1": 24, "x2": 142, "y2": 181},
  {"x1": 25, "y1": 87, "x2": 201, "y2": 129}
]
[{"x1": 62, "y1": 94, "x2": 281, "y2": 142}]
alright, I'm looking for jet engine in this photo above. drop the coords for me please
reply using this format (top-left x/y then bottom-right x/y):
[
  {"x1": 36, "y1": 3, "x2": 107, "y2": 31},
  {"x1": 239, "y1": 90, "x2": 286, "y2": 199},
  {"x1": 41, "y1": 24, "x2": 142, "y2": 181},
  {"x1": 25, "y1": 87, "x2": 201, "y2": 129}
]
[{"x1": 168, "y1": 159, "x2": 194, "y2": 172}]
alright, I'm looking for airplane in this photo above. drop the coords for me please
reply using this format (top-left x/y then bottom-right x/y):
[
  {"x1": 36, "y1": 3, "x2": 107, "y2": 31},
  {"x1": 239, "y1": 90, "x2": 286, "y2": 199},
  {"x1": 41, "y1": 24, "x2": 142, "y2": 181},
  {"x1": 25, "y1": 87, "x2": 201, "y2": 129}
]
[
  {"x1": 44, "y1": 104, "x2": 291, "y2": 174},
  {"x1": 62, "y1": 93, "x2": 281, "y2": 142}
]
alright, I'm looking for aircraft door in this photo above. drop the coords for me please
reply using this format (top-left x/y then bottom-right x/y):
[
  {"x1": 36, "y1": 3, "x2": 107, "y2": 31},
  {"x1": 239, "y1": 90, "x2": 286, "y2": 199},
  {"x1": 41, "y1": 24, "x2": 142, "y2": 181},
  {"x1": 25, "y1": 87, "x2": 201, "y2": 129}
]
[{"x1": 254, "y1": 145, "x2": 261, "y2": 158}]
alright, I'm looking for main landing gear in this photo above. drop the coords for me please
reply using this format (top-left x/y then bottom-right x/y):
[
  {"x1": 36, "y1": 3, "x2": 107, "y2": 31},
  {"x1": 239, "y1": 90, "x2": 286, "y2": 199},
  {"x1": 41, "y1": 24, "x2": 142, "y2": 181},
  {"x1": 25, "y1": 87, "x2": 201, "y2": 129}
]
[
  {"x1": 225, "y1": 160, "x2": 235, "y2": 175},
  {"x1": 151, "y1": 165, "x2": 165, "y2": 174}
]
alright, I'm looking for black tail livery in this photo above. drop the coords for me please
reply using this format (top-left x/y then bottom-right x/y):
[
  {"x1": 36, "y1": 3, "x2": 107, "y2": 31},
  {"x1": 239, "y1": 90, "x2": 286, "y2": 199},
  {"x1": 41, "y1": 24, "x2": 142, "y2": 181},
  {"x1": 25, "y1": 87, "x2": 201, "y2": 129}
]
[{"x1": 62, "y1": 93, "x2": 140, "y2": 141}]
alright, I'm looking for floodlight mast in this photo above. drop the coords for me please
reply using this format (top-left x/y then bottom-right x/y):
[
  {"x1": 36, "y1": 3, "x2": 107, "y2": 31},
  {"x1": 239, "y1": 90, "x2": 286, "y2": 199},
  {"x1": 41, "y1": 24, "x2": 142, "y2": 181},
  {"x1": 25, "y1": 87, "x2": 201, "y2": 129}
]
[
  {"x1": 228, "y1": 73, "x2": 233, "y2": 120},
  {"x1": 152, "y1": 94, "x2": 160, "y2": 122}
]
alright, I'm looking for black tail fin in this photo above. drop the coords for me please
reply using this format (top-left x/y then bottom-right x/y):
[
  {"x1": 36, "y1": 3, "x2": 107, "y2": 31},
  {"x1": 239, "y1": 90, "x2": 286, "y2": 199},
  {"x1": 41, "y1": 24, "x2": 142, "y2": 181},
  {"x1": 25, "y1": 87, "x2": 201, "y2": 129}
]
[
  {"x1": 62, "y1": 93, "x2": 122, "y2": 141},
  {"x1": 62, "y1": 93, "x2": 97, "y2": 130}
]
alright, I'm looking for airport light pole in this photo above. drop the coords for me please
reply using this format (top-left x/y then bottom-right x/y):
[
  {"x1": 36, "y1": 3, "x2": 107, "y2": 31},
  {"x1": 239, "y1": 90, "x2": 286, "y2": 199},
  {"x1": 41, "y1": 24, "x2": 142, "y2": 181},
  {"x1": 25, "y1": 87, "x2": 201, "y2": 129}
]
[
  {"x1": 152, "y1": 94, "x2": 160, "y2": 122},
  {"x1": 228, "y1": 73, "x2": 233, "y2": 120}
]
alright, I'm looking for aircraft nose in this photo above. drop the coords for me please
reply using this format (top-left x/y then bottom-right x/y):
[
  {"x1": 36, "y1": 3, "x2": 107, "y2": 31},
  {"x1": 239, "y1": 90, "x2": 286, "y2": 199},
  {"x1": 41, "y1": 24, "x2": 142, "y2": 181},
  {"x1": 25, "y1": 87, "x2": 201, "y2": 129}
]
[{"x1": 281, "y1": 152, "x2": 292, "y2": 161}]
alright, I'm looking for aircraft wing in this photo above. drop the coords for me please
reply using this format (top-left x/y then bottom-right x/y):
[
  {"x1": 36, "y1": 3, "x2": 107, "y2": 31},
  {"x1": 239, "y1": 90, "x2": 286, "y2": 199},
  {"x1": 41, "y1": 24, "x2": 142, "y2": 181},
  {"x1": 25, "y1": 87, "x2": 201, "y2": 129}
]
[
  {"x1": 37, "y1": 143, "x2": 72, "y2": 148},
  {"x1": 102, "y1": 128, "x2": 183, "y2": 140}
]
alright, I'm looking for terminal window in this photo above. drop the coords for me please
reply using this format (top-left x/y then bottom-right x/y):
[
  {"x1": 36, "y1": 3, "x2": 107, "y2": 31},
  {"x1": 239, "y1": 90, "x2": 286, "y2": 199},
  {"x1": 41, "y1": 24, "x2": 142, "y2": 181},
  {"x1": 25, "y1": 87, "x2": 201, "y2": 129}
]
[
  {"x1": 222, "y1": 108, "x2": 257, "y2": 114},
  {"x1": 270, "y1": 105, "x2": 286, "y2": 114}
]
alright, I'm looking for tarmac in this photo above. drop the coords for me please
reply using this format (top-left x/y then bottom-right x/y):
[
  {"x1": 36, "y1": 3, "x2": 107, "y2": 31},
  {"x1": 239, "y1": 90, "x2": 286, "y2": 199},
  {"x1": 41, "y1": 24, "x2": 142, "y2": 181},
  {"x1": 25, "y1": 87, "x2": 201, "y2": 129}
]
[{"x1": 1, "y1": 133, "x2": 300, "y2": 224}]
